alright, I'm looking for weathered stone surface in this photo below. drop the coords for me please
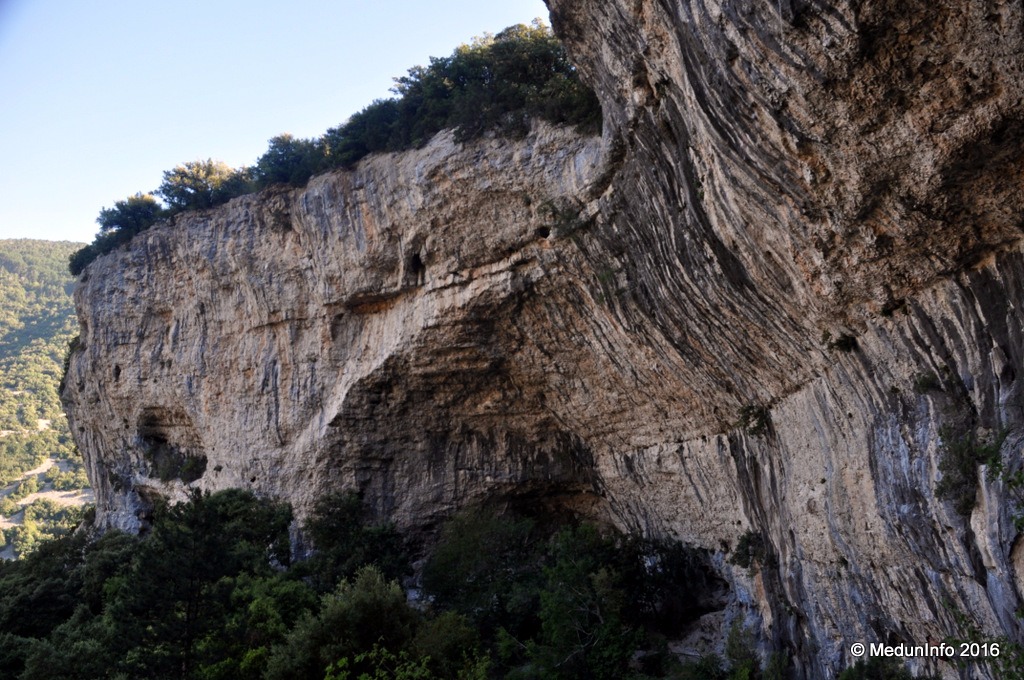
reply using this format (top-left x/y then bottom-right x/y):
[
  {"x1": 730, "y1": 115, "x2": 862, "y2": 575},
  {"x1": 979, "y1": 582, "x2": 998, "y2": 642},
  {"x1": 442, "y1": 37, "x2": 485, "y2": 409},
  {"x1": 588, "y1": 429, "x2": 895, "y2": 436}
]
[
  {"x1": 542, "y1": 1, "x2": 1024, "y2": 675},
  {"x1": 64, "y1": 1, "x2": 1024, "y2": 677},
  {"x1": 64, "y1": 124, "x2": 605, "y2": 535}
]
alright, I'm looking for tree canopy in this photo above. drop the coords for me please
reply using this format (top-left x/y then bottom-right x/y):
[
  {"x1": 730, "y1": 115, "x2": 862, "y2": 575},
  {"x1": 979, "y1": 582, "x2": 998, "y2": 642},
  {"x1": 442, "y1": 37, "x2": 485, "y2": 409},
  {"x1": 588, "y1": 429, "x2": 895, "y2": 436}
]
[
  {"x1": 157, "y1": 160, "x2": 250, "y2": 212},
  {"x1": 322, "y1": 21, "x2": 601, "y2": 159},
  {"x1": 251, "y1": 135, "x2": 323, "y2": 190},
  {"x1": 68, "y1": 21, "x2": 602, "y2": 276},
  {"x1": 96, "y1": 193, "x2": 163, "y2": 235}
]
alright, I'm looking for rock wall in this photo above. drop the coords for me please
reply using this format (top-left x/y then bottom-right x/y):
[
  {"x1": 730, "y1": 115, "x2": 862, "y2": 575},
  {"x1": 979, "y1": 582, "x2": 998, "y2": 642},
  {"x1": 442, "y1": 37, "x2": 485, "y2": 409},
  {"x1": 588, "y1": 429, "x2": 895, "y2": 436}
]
[
  {"x1": 64, "y1": 124, "x2": 605, "y2": 533},
  {"x1": 64, "y1": 1, "x2": 1024, "y2": 677}
]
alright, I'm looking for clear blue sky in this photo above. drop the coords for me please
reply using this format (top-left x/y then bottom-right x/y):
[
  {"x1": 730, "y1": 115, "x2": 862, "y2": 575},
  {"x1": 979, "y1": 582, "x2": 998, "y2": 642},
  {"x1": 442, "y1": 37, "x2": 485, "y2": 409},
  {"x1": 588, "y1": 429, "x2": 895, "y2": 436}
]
[{"x1": 0, "y1": 0, "x2": 550, "y2": 243}]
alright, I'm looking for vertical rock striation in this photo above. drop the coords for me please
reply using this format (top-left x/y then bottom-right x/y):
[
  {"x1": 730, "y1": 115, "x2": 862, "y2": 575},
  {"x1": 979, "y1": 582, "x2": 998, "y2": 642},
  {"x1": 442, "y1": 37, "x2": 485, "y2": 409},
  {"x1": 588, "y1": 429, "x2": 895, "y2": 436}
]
[
  {"x1": 64, "y1": 1, "x2": 1024, "y2": 677},
  {"x1": 64, "y1": 125, "x2": 606, "y2": 535},
  {"x1": 541, "y1": 0, "x2": 1024, "y2": 676}
]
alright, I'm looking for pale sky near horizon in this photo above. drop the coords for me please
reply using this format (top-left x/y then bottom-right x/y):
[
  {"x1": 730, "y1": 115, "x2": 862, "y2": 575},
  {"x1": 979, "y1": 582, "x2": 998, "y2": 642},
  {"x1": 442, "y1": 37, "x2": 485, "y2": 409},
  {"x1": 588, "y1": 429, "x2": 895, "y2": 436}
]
[{"x1": 0, "y1": 0, "x2": 550, "y2": 244}]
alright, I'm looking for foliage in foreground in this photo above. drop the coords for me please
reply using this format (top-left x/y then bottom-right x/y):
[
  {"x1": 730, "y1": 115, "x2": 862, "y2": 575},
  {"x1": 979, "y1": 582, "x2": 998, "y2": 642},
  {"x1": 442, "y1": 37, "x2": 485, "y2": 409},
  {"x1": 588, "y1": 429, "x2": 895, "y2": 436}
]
[
  {"x1": 2, "y1": 486, "x2": 967, "y2": 679},
  {"x1": 0, "y1": 488, "x2": 781, "y2": 680},
  {"x1": 69, "y1": 21, "x2": 602, "y2": 276}
]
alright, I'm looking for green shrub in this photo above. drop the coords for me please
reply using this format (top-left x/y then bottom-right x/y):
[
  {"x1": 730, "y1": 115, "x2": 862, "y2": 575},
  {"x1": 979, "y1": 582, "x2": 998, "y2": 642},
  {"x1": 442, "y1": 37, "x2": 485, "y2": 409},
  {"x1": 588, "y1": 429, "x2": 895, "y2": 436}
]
[
  {"x1": 675, "y1": 638, "x2": 790, "y2": 680},
  {"x1": 526, "y1": 524, "x2": 640, "y2": 679},
  {"x1": 96, "y1": 193, "x2": 164, "y2": 236},
  {"x1": 325, "y1": 645, "x2": 435, "y2": 680},
  {"x1": 421, "y1": 508, "x2": 539, "y2": 638},
  {"x1": 0, "y1": 490, "x2": 809, "y2": 680},
  {"x1": 0, "y1": 497, "x2": 18, "y2": 517},
  {"x1": 67, "y1": 244, "x2": 99, "y2": 277},
  {"x1": 321, "y1": 100, "x2": 403, "y2": 168},
  {"x1": 729, "y1": 530, "x2": 776, "y2": 571},
  {"x1": 69, "y1": 194, "x2": 164, "y2": 276},
  {"x1": 301, "y1": 492, "x2": 410, "y2": 592},
  {"x1": 422, "y1": 509, "x2": 739, "y2": 678},
  {"x1": 677, "y1": 654, "x2": 729, "y2": 679},
  {"x1": 157, "y1": 159, "x2": 250, "y2": 212},
  {"x1": 936, "y1": 427, "x2": 1004, "y2": 516},
  {"x1": 71, "y1": 22, "x2": 600, "y2": 276},
  {"x1": 48, "y1": 465, "x2": 90, "y2": 491},
  {"x1": 265, "y1": 566, "x2": 418, "y2": 680},
  {"x1": 943, "y1": 606, "x2": 1024, "y2": 680},
  {"x1": 738, "y1": 405, "x2": 771, "y2": 436},
  {"x1": 8, "y1": 475, "x2": 39, "y2": 502},
  {"x1": 409, "y1": 611, "x2": 487, "y2": 678},
  {"x1": 252, "y1": 134, "x2": 326, "y2": 189},
  {"x1": 3, "y1": 499, "x2": 85, "y2": 558},
  {"x1": 725, "y1": 620, "x2": 762, "y2": 677},
  {"x1": 322, "y1": 20, "x2": 600, "y2": 167},
  {"x1": 913, "y1": 372, "x2": 943, "y2": 394}
]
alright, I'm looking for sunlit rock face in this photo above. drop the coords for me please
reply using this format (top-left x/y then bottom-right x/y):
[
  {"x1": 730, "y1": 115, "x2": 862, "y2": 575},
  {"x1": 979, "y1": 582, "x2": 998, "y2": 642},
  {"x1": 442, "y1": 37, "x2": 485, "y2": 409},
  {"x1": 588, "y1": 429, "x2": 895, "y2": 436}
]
[
  {"x1": 64, "y1": 1, "x2": 1024, "y2": 677},
  {"x1": 64, "y1": 123, "x2": 606, "y2": 536}
]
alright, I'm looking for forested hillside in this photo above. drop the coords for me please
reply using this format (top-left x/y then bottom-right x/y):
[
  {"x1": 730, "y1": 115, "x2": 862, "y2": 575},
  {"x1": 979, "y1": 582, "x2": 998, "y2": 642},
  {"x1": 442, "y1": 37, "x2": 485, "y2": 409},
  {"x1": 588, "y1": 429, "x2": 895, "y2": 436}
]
[{"x1": 0, "y1": 240, "x2": 91, "y2": 558}]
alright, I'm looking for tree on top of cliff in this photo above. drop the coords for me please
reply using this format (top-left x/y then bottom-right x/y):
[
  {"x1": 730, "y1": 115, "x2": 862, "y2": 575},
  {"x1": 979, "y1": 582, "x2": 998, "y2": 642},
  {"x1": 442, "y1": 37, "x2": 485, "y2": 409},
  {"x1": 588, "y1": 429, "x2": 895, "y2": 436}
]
[
  {"x1": 96, "y1": 193, "x2": 163, "y2": 235},
  {"x1": 321, "y1": 20, "x2": 601, "y2": 165},
  {"x1": 251, "y1": 134, "x2": 326, "y2": 190},
  {"x1": 68, "y1": 21, "x2": 600, "y2": 276},
  {"x1": 157, "y1": 159, "x2": 251, "y2": 212},
  {"x1": 69, "y1": 193, "x2": 167, "y2": 275}
]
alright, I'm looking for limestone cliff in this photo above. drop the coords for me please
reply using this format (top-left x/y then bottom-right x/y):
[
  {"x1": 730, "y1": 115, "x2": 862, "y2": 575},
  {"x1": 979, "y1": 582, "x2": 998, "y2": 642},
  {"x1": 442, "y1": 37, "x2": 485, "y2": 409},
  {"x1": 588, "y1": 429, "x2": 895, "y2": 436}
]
[{"x1": 64, "y1": 1, "x2": 1024, "y2": 677}]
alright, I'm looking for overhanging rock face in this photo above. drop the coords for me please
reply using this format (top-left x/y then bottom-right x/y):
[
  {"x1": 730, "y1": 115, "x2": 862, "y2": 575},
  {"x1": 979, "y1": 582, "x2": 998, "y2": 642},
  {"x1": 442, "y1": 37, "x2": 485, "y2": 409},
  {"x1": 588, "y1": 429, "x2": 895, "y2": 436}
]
[
  {"x1": 65, "y1": 124, "x2": 607, "y2": 535},
  {"x1": 65, "y1": 2, "x2": 1024, "y2": 677}
]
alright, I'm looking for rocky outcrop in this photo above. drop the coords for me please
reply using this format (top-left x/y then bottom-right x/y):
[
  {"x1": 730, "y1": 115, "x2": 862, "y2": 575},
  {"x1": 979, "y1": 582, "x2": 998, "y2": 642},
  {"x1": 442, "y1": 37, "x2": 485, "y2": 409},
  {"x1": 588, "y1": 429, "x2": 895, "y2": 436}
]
[
  {"x1": 64, "y1": 124, "x2": 605, "y2": 533},
  {"x1": 64, "y1": 1, "x2": 1024, "y2": 677}
]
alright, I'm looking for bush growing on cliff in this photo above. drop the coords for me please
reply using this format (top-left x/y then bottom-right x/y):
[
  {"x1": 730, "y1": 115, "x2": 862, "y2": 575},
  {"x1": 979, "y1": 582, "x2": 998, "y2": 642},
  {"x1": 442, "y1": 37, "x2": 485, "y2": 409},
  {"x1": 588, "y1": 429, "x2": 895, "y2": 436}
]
[
  {"x1": 69, "y1": 21, "x2": 600, "y2": 276},
  {"x1": 68, "y1": 163, "x2": 252, "y2": 275},
  {"x1": 936, "y1": 427, "x2": 1005, "y2": 516},
  {"x1": 66, "y1": 244, "x2": 98, "y2": 277},
  {"x1": 738, "y1": 404, "x2": 771, "y2": 437},
  {"x1": 157, "y1": 159, "x2": 251, "y2": 212},
  {"x1": 96, "y1": 192, "x2": 164, "y2": 236},
  {"x1": 728, "y1": 529, "x2": 776, "y2": 571},
  {"x1": 320, "y1": 20, "x2": 600, "y2": 167},
  {"x1": 251, "y1": 134, "x2": 326, "y2": 189},
  {"x1": 68, "y1": 193, "x2": 165, "y2": 275},
  {"x1": 321, "y1": 99, "x2": 403, "y2": 168}
]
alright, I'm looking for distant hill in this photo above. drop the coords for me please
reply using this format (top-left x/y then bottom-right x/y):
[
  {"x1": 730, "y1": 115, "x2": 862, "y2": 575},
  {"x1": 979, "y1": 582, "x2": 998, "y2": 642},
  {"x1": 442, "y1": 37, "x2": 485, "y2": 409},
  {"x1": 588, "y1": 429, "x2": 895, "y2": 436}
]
[
  {"x1": 0, "y1": 240, "x2": 80, "y2": 430},
  {"x1": 0, "y1": 239, "x2": 91, "y2": 558}
]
